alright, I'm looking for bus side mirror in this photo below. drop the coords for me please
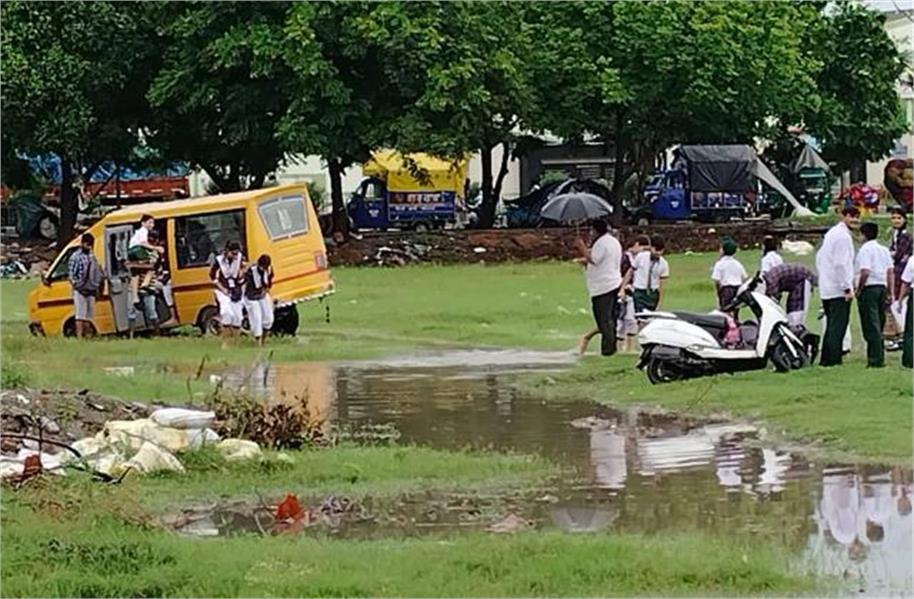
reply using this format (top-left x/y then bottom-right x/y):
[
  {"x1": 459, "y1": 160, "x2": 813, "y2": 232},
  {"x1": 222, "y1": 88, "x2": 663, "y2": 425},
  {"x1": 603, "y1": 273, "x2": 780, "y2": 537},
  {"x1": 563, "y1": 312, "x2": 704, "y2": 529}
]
[{"x1": 41, "y1": 273, "x2": 51, "y2": 287}]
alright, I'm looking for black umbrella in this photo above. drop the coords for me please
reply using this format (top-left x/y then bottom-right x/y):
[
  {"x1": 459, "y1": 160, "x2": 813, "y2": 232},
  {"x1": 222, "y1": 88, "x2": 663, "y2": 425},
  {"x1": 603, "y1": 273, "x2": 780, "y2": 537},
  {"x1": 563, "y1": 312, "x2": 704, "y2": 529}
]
[{"x1": 540, "y1": 192, "x2": 612, "y2": 223}]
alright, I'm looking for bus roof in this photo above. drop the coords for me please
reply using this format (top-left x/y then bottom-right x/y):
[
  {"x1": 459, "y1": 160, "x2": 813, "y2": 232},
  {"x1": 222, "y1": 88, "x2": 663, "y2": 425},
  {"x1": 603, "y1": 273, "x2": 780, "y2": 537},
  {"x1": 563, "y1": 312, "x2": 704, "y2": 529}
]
[{"x1": 103, "y1": 184, "x2": 305, "y2": 223}]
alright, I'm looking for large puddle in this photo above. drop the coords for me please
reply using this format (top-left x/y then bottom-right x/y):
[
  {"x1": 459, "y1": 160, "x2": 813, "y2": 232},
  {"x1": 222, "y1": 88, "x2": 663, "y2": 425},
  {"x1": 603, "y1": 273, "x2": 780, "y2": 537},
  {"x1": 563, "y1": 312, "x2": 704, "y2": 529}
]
[{"x1": 209, "y1": 350, "x2": 912, "y2": 596}]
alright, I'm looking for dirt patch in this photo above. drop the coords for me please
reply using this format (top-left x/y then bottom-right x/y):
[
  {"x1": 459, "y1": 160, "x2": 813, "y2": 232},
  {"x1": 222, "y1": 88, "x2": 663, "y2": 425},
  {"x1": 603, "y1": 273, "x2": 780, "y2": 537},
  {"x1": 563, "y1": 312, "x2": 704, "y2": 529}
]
[
  {"x1": 0, "y1": 389, "x2": 151, "y2": 455},
  {"x1": 328, "y1": 224, "x2": 827, "y2": 267},
  {"x1": 0, "y1": 238, "x2": 58, "y2": 278}
]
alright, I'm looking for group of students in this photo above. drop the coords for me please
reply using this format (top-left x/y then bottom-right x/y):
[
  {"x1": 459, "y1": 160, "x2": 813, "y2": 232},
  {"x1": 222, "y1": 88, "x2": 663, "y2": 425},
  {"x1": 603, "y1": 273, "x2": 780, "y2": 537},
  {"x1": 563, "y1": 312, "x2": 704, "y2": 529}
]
[
  {"x1": 575, "y1": 220, "x2": 670, "y2": 356},
  {"x1": 67, "y1": 214, "x2": 276, "y2": 345},
  {"x1": 126, "y1": 214, "x2": 176, "y2": 333},
  {"x1": 210, "y1": 241, "x2": 275, "y2": 346},
  {"x1": 707, "y1": 205, "x2": 912, "y2": 369},
  {"x1": 574, "y1": 205, "x2": 914, "y2": 370}
]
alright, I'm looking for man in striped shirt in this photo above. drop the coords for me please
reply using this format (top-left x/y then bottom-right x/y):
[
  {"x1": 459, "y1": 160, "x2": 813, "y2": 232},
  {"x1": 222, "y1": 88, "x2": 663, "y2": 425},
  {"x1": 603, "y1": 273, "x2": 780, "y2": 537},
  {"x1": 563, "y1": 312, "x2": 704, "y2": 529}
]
[{"x1": 761, "y1": 263, "x2": 817, "y2": 328}]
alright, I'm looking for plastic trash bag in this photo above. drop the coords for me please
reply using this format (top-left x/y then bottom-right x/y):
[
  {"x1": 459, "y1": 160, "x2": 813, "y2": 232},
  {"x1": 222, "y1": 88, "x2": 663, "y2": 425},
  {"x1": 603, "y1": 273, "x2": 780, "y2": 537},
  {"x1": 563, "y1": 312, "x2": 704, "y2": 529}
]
[{"x1": 150, "y1": 408, "x2": 216, "y2": 430}]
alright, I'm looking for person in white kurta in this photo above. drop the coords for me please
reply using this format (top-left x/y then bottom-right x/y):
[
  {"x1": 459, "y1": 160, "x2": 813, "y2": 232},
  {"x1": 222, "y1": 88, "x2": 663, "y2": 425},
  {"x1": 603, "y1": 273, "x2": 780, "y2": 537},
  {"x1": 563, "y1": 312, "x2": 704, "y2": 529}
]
[{"x1": 815, "y1": 207, "x2": 860, "y2": 366}]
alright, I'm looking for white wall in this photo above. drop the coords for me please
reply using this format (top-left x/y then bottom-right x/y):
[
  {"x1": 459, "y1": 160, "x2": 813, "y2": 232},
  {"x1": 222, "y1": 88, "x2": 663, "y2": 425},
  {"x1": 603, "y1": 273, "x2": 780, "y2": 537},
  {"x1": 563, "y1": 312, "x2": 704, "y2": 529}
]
[
  {"x1": 466, "y1": 145, "x2": 523, "y2": 200},
  {"x1": 865, "y1": 11, "x2": 914, "y2": 186}
]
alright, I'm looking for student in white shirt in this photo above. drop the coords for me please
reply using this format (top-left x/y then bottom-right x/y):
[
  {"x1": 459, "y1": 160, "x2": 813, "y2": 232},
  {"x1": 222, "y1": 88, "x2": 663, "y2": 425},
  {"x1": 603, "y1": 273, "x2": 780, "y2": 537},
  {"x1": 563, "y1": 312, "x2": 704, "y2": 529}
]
[
  {"x1": 760, "y1": 235, "x2": 784, "y2": 274},
  {"x1": 896, "y1": 256, "x2": 914, "y2": 368},
  {"x1": 574, "y1": 219, "x2": 622, "y2": 356},
  {"x1": 711, "y1": 237, "x2": 747, "y2": 314},
  {"x1": 816, "y1": 206, "x2": 860, "y2": 366},
  {"x1": 623, "y1": 236, "x2": 670, "y2": 312},
  {"x1": 127, "y1": 214, "x2": 164, "y2": 261},
  {"x1": 855, "y1": 222, "x2": 894, "y2": 367}
]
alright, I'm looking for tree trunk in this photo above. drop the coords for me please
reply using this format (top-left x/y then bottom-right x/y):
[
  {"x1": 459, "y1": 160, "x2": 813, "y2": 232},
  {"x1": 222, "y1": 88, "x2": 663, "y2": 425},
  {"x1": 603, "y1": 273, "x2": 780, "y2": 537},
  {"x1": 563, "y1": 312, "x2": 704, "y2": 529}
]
[
  {"x1": 492, "y1": 141, "x2": 511, "y2": 208},
  {"x1": 478, "y1": 145, "x2": 496, "y2": 228},
  {"x1": 328, "y1": 158, "x2": 349, "y2": 238},
  {"x1": 59, "y1": 158, "x2": 77, "y2": 243}
]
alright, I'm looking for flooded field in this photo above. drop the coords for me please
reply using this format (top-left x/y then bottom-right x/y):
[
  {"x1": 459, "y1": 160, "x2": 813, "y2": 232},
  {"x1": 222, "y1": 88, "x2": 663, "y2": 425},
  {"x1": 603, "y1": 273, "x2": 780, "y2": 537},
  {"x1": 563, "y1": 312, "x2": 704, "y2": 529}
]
[{"x1": 215, "y1": 350, "x2": 913, "y2": 596}]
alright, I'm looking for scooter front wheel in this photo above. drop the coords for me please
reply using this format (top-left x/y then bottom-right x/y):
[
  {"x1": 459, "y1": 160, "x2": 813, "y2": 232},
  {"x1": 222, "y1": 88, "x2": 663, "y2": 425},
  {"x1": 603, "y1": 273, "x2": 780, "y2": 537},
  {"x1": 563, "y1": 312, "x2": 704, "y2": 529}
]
[
  {"x1": 646, "y1": 358, "x2": 685, "y2": 385},
  {"x1": 770, "y1": 339, "x2": 807, "y2": 372}
]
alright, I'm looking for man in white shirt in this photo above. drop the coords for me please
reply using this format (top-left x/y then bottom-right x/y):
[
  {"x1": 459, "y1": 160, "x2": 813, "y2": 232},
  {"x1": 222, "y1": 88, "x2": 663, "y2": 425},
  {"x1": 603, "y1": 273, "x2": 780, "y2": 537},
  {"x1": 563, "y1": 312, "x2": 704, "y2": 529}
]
[
  {"x1": 816, "y1": 207, "x2": 860, "y2": 366},
  {"x1": 575, "y1": 219, "x2": 622, "y2": 356},
  {"x1": 855, "y1": 222, "x2": 894, "y2": 367}
]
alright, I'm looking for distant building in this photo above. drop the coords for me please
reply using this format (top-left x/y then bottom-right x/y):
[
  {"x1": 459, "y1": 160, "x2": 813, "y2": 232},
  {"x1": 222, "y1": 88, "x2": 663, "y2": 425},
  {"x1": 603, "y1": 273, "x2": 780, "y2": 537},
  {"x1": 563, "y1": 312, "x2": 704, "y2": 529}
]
[{"x1": 865, "y1": 6, "x2": 914, "y2": 185}]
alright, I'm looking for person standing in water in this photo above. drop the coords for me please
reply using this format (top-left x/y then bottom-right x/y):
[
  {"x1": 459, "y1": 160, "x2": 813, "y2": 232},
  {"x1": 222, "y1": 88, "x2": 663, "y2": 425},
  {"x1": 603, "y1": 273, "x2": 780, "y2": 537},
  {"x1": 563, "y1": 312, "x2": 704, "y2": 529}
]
[{"x1": 574, "y1": 219, "x2": 622, "y2": 357}]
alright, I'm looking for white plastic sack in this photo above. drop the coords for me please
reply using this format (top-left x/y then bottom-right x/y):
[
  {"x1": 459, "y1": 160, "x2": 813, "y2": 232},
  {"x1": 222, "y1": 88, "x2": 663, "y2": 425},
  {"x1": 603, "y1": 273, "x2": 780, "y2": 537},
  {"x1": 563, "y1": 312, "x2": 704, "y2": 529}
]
[
  {"x1": 102, "y1": 419, "x2": 219, "y2": 454},
  {"x1": 0, "y1": 449, "x2": 65, "y2": 477},
  {"x1": 216, "y1": 438, "x2": 262, "y2": 462},
  {"x1": 150, "y1": 408, "x2": 216, "y2": 430},
  {"x1": 125, "y1": 442, "x2": 185, "y2": 474},
  {"x1": 782, "y1": 240, "x2": 814, "y2": 256}
]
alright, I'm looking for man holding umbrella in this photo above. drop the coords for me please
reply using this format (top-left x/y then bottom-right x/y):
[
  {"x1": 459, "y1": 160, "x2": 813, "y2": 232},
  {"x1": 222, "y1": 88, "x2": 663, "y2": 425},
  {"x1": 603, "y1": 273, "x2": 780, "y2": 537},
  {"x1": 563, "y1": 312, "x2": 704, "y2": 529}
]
[{"x1": 575, "y1": 219, "x2": 623, "y2": 356}]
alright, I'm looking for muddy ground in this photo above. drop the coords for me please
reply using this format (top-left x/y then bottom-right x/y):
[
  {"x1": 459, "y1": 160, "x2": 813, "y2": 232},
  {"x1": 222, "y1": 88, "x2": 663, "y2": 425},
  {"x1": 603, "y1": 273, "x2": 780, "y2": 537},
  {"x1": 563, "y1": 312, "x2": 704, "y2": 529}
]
[
  {"x1": 0, "y1": 389, "x2": 152, "y2": 455},
  {"x1": 328, "y1": 223, "x2": 826, "y2": 266}
]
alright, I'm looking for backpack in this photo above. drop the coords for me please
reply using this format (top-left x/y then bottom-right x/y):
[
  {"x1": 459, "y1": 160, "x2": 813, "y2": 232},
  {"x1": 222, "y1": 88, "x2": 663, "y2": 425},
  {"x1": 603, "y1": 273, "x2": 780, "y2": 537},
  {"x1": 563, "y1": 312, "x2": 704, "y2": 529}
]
[{"x1": 77, "y1": 256, "x2": 106, "y2": 297}]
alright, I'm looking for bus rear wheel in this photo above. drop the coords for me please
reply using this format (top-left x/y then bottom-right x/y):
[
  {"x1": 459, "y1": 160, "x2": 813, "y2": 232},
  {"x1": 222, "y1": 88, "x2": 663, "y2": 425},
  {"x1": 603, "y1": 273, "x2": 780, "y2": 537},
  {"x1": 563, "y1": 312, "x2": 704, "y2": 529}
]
[
  {"x1": 197, "y1": 306, "x2": 221, "y2": 336},
  {"x1": 272, "y1": 305, "x2": 299, "y2": 336}
]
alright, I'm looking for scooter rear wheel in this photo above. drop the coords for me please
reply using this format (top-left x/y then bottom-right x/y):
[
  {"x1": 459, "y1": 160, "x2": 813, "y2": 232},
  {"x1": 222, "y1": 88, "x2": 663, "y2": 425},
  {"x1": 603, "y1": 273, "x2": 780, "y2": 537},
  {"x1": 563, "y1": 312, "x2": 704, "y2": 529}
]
[{"x1": 646, "y1": 358, "x2": 685, "y2": 385}]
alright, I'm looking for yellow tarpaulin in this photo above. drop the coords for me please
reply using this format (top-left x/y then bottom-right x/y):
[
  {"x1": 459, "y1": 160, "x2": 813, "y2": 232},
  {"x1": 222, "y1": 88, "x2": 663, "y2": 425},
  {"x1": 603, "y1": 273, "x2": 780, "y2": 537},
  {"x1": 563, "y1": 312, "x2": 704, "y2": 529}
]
[{"x1": 363, "y1": 150, "x2": 468, "y2": 196}]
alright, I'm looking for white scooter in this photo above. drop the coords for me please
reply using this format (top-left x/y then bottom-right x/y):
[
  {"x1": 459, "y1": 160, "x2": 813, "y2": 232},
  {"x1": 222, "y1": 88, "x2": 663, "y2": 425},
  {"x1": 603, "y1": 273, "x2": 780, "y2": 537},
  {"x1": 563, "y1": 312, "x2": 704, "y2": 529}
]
[{"x1": 635, "y1": 273, "x2": 818, "y2": 384}]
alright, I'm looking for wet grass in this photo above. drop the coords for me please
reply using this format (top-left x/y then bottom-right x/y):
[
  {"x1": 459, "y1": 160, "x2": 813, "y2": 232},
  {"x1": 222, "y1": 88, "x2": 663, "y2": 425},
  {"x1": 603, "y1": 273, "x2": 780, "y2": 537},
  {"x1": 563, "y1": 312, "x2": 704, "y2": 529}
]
[
  {"x1": 136, "y1": 444, "x2": 557, "y2": 509},
  {"x1": 2, "y1": 250, "x2": 910, "y2": 460},
  {"x1": 2, "y1": 472, "x2": 822, "y2": 597}
]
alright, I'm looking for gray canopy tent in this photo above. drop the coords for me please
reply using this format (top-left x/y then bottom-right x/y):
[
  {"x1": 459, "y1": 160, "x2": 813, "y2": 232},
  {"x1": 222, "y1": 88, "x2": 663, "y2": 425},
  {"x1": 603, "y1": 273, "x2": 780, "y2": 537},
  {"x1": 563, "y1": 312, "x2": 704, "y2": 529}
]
[{"x1": 678, "y1": 144, "x2": 813, "y2": 217}]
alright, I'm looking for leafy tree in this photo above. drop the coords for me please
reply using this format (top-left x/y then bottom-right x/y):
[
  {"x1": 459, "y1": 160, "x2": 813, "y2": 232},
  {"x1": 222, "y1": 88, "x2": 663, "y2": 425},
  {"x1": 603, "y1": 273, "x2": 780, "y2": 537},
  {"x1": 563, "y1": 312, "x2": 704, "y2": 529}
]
[
  {"x1": 387, "y1": 1, "x2": 535, "y2": 228},
  {"x1": 148, "y1": 2, "x2": 295, "y2": 192},
  {"x1": 526, "y1": 1, "x2": 819, "y2": 223},
  {"x1": 802, "y1": 2, "x2": 908, "y2": 177},
  {"x1": 1, "y1": 1, "x2": 158, "y2": 241},
  {"x1": 276, "y1": 1, "x2": 443, "y2": 236}
]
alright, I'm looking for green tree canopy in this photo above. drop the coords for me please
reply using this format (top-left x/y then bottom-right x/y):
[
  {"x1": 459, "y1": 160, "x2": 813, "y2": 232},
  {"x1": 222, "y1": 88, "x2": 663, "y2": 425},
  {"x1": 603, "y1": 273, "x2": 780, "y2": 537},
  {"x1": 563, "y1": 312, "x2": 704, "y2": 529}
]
[{"x1": 1, "y1": 0, "x2": 158, "y2": 240}]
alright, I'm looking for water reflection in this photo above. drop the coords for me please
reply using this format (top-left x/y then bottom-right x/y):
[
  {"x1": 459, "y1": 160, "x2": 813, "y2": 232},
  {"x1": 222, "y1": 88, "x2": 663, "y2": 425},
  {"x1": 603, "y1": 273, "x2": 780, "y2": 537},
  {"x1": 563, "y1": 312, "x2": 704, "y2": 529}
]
[
  {"x1": 809, "y1": 468, "x2": 913, "y2": 595},
  {"x1": 219, "y1": 353, "x2": 912, "y2": 596}
]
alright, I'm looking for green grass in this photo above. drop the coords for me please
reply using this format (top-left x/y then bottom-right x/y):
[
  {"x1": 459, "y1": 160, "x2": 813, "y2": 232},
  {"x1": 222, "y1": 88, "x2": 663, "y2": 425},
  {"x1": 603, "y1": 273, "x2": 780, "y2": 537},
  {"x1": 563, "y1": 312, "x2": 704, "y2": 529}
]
[
  {"x1": 1, "y1": 477, "x2": 820, "y2": 597},
  {"x1": 0, "y1": 445, "x2": 823, "y2": 597},
  {"x1": 2, "y1": 250, "x2": 911, "y2": 460},
  {"x1": 135, "y1": 444, "x2": 556, "y2": 509}
]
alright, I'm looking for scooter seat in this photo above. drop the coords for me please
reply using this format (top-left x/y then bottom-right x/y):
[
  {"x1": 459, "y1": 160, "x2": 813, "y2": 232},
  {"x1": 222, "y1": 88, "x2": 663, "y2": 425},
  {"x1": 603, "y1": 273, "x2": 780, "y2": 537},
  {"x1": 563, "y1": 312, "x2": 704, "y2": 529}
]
[{"x1": 670, "y1": 311, "x2": 729, "y2": 331}]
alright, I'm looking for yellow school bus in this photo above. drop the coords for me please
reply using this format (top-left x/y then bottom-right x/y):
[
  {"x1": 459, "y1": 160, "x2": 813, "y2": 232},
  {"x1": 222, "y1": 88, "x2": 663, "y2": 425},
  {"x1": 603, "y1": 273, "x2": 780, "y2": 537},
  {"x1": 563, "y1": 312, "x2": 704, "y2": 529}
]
[{"x1": 28, "y1": 185, "x2": 334, "y2": 337}]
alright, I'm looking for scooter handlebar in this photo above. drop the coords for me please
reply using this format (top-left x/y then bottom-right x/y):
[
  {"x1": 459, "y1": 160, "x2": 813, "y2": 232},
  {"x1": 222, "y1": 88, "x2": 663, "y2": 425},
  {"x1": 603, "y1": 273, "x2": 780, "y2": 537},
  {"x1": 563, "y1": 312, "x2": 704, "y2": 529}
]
[{"x1": 720, "y1": 271, "x2": 762, "y2": 313}]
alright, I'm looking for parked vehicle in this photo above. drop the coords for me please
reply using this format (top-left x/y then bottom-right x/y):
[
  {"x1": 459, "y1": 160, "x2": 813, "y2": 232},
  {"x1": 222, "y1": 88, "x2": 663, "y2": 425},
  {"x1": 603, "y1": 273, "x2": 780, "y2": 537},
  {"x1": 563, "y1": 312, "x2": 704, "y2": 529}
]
[
  {"x1": 28, "y1": 185, "x2": 333, "y2": 337},
  {"x1": 762, "y1": 144, "x2": 833, "y2": 216},
  {"x1": 347, "y1": 151, "x2": 468, "y2": 232},
  {"x1": 505, "y1": 178, "x2": 631, "y2": 228},
  {"x1": 635, "y1": 273, "x2": 817, "y2": 384},
  {"x1": 1, "y1": 192, "x2": 60, "y2": 240},
  {"x1": 632, "y1": 145, "x2": 810, "y2": 224}
]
